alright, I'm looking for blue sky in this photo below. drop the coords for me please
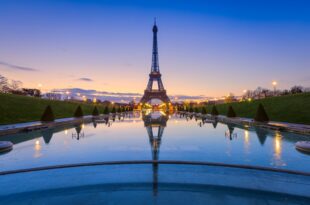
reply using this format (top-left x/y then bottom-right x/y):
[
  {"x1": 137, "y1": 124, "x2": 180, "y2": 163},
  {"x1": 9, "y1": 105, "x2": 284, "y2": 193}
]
[{"x1": 0, "y1": 0, "x2": 309, "y2": 97}]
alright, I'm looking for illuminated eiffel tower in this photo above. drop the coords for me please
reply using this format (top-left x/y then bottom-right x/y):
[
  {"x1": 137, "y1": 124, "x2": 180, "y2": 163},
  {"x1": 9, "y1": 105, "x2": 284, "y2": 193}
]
[{"x1": 140, "y1": 21, "x2": 170, "y2": 104}]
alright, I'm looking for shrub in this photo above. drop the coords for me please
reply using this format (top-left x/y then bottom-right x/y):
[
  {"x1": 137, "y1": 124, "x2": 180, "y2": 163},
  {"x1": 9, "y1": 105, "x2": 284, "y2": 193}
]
[
  {"x1": 111, "y1": 106, "x2": 116, "y2": 113},
  {"x1": 117, "y1": 107, "x2": 121, "y2": 113},
  {"x1": 226, "y1": 105, "x2": 237, "y2": 117},
  {"x1": 189, "y1": 106, "x2": 193, "y2": 113},
  {"x1": 194, "y1": 107, "x2": 199, "y2": 113},
  {"x1": 92, "y1": 106, "x2": 99, "y2": 116},
  {"x1": 74, "y1": 105, "x2": 84, "y2": 118},
  {"x1": 211, "y1": 105, "x2": 219, "y2": 116},
  {"x1": 40, "y1": 105, "x2": 55, "y2": 122},
  {"x1": 201, "y1": 107, "x2": 207, "y2": 114},
  {"x1": 103, "y1": 106, "x2": 109, "y2": 114},
  {"x1": 254, "y1": 103, "x2": 269, "y2": 122}
]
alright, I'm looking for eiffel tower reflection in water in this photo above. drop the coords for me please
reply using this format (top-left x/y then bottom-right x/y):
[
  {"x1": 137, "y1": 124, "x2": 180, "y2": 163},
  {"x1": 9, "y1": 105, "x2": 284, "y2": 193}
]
[{"x1": 142, "y1": 110, "x2": 169, "y2": 196}]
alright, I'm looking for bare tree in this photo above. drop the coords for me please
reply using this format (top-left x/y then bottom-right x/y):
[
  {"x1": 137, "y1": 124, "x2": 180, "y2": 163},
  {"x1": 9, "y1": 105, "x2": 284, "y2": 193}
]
[
  {"x1": 290, "y1": 86, "x2": 303, "y2": 94},
  {"x1": 0, "y1": 74, "x2": 10, "y2": 93},
  {"x1": 10, "y1": 80, "x2": 23, "y2": 91}
]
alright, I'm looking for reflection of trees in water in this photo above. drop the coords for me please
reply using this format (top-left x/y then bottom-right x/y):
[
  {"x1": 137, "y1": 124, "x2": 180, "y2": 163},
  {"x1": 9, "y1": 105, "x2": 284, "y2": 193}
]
[
  {"x1": 212, "y1": 121, "x2": 218, "y2": 129},
  {"x1": 72, "y1": 124, "x2": 84, "y2": 140},
  {"x1": 255, "y1": 128, "x2": 268, "y2": 145},
  {"x1": 42, "y1": 130, "x2": 54, "y2": 144},
  {"x1": 225, "y1": 124, "x2": 237, "y2": 140}
]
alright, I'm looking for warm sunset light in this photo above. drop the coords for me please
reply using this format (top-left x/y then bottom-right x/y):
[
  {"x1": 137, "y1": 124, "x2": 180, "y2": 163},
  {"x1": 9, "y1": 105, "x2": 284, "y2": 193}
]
[{"x1": 0, "y1": 1, "x2": 309, "y2": 203}]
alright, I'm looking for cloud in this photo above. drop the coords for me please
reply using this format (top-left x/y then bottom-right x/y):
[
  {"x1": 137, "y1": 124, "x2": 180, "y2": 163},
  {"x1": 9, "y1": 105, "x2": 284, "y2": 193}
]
[
  {"x1": 77, "y1": 77, "x2": 93, "y2": 82},
  {"x1": 51, "y1": 88, "x2": 209, "y2": 103},
  {"x1": 0, "y1": 61, "x2": 38, "y2": 71}
]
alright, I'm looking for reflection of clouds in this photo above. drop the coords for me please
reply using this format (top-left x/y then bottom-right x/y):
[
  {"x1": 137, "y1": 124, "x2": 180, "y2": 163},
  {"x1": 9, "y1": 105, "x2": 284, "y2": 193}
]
[
  {"x1": 51, "y1": 88, "x2": 211, "y2": 103},
  {"x1": 101, "y1": 145, "x2": 200, "y2": 151}
]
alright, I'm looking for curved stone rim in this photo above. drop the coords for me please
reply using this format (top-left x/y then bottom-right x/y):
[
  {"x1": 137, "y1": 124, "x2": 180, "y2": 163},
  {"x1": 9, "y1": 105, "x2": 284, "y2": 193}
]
[
  {"x1": 0, "y1": 141, "x2": 13, "y2": 153},
  {"x1": 0, "y1": 160, "x2": 309, "y2": 176}
]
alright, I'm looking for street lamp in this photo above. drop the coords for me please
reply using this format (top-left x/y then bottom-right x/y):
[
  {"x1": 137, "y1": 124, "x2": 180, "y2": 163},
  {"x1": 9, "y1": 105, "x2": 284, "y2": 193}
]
[{"x1": 272, "y1": 81, "x2": 277, "y2": 94}]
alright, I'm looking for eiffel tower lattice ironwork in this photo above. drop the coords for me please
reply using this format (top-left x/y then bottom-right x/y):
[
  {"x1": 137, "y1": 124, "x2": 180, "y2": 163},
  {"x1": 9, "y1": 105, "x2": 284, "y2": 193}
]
[{"x1": 140, "y1": 21, "x2": 170, "y2": 104}]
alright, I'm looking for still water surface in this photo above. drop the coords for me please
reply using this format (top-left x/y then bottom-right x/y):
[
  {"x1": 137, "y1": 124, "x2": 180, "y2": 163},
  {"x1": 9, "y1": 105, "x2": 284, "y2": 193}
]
[{"x1": 0, "y1": 112, "x2": 309, "y2": 172}]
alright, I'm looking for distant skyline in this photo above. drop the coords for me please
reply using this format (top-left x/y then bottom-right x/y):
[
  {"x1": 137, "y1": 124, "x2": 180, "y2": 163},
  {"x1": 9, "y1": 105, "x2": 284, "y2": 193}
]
[{"x1": 0, "y1": 0, "x2": 309, "y2": 97}]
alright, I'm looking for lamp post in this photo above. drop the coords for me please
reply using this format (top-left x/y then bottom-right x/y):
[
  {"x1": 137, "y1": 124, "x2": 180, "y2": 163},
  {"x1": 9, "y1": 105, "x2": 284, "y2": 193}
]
[{"x1": 272, "y1": 81, "x2": 277, "y2": 95}]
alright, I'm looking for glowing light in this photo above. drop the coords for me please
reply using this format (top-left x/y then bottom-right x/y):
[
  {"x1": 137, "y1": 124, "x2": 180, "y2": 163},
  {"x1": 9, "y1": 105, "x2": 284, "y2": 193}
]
[
  {"x1": 65, "y1": 91, "x2": 70, "y2": 95},
  {"x1": 35, "y1": 140, "x2": 40, "y2": 145},
  {"x1": 272, "y1": 81, "x2": 277, "y2": 86},
  {"x1": 244, "y1": 130, "x2": 249, "y2": 144},
  {"x1": 93, "y1": 98, "x2": 97, "y2": 103},
  {"x1": 64, "y1": 129, "x2": 68, "y2": 135},
  {"x1": 244, "y1": 130, "x2": 250, "y2": 153},
  {"x1": 243, "y1": 89, "x2": 247, "y2": 93},
  {"x1": 38, "y1": 83, "x2": 42, "y2": 88},
  {"x1": 82, "y1": 124, "x2": 85, "y2": 129},
  {"x1": 248, "y1": 98, "x2": 252, "y2": 102},
  {"x1": 111, "y1": 101, "x2": 115, "y2": 105},
  {"x1": 77, "y1": 93, "x2": 81, "y2": 96},
  {"x1": 275, "y1": 132, "x2": 281, "y2": 156}
]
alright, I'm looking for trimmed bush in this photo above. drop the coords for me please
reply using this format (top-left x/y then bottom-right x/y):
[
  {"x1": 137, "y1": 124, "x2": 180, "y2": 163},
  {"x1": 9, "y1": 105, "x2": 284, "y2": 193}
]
[
  {"x1": 74, "y1": 105, "x2": 84, "y2": 118},
  {"x1": 201, "y1": 107, "x2": 207, "y2": 114},
  {"x1": 117, "y1": 107, "x2": 121, "y2": 113},
  {"x1": 92, "y1": 106, "x2": 99, "y2": 116},
  {"x1": 194, "y1": 107, "x2": 199, "y2": 113},
  {"x1": 254, "y1": 103, "x2": 269, "y2": 122},
  {"x1": 41, "y1": 105, "x2": 55, "y2": 122},
  {"x1": 111, "y1": 106, "x2": 116, "y2": 114},
  {"x1": 227, "y1": 106, "x2": 237, "y2": 118},
  {"x1": 211, "y1": 105, "x2": 219, "y2": 116},
  {"x1": 103, "y1": 106, "x2": 109, "y2": 114},
  {"x1": 189, "y1": 106, "x2": 194, "y2": 113}
]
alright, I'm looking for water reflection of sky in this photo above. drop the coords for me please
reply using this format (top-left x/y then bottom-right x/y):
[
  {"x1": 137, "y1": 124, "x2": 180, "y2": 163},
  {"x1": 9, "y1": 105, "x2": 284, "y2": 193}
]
[{"x1": 0, "y1": 112, "x2": 309, "y2": 172}]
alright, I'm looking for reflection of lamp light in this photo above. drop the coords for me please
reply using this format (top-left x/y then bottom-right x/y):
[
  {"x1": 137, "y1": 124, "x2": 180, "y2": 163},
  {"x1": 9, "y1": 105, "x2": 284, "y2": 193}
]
[
  {"x1": 244, "y1": 130, "x2": 249, "y2": 143},
  {"x1": 272, "y1": 131, "x2": 285, "y2": 166},
  {"x1": 64, "y1": 129, "x2": 68, "y2": 135},
  {"x1": 244, "y1": 130, "x2": 250, "y2": 152},
  {"x1": 275, "y1": 132, "x2": 281, "y2": 157},
  {"x1": 35, "y1": 140, "x2": 40, "y2": 145}
]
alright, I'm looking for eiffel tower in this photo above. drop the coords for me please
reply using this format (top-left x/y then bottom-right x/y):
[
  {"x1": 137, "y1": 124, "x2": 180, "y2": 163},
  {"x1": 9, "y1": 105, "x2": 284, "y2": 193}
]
[{"x1": 140, "y1": 21, "x2": 170, "y2": 104}]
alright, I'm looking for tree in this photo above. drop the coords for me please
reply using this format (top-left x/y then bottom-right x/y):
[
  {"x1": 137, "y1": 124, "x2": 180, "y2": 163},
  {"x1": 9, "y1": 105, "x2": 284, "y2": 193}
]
[
  {"x1": 103, "y1": 106, "x2": 110, "y2": 114},
  {"x1": 189, "y1": 105, "x2": 193, "y2": 113},
  {"x1": 211, "y1": 105, "x2": 219, "y2": 116},
  {"x1": 74, "y1": 105, "x2": 84, "y2": 118},
  {"x1": 226, "y1": 105, "x2": 237, "y2": 118},
  {"x1": 254, "y1": 103, "x2": 269, "y2": 122},
  {"x1": 111, "y1": 106, "x2": 116, "y2": 114},
  {"x1": 117, "y1": 107, "x2": 122, "y2": 113},
  {"x1": 0, "y1": 75, "x2": 10, "y2": 93},
  {"x1": 92, "y1": 106, "x2": 99, "y2": 116},
  {"x1": 201, "y1": 107, "x2": 207, "y2": 114},
  {"x1": 41, "y1": 105, "x2": 55, "y2": 122},
  {"x1": 290, "y1": 86, "x2": 303, "y2": 94},
  {"x1": 194, "y1": 107, "x2": 199, "y2": 113},
  {"x1": 10, "y1": 80, "x2": 22, "y2": 91}
]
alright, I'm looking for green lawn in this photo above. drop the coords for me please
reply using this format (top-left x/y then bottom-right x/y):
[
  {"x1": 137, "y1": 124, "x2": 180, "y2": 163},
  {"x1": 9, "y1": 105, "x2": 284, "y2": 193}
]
[
  {"x1": 205, "y1": 93, "x2": 310, "y2": 125},
  {"x1": 0, "y1": 93, "x2": 108, "y2": 125}
]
